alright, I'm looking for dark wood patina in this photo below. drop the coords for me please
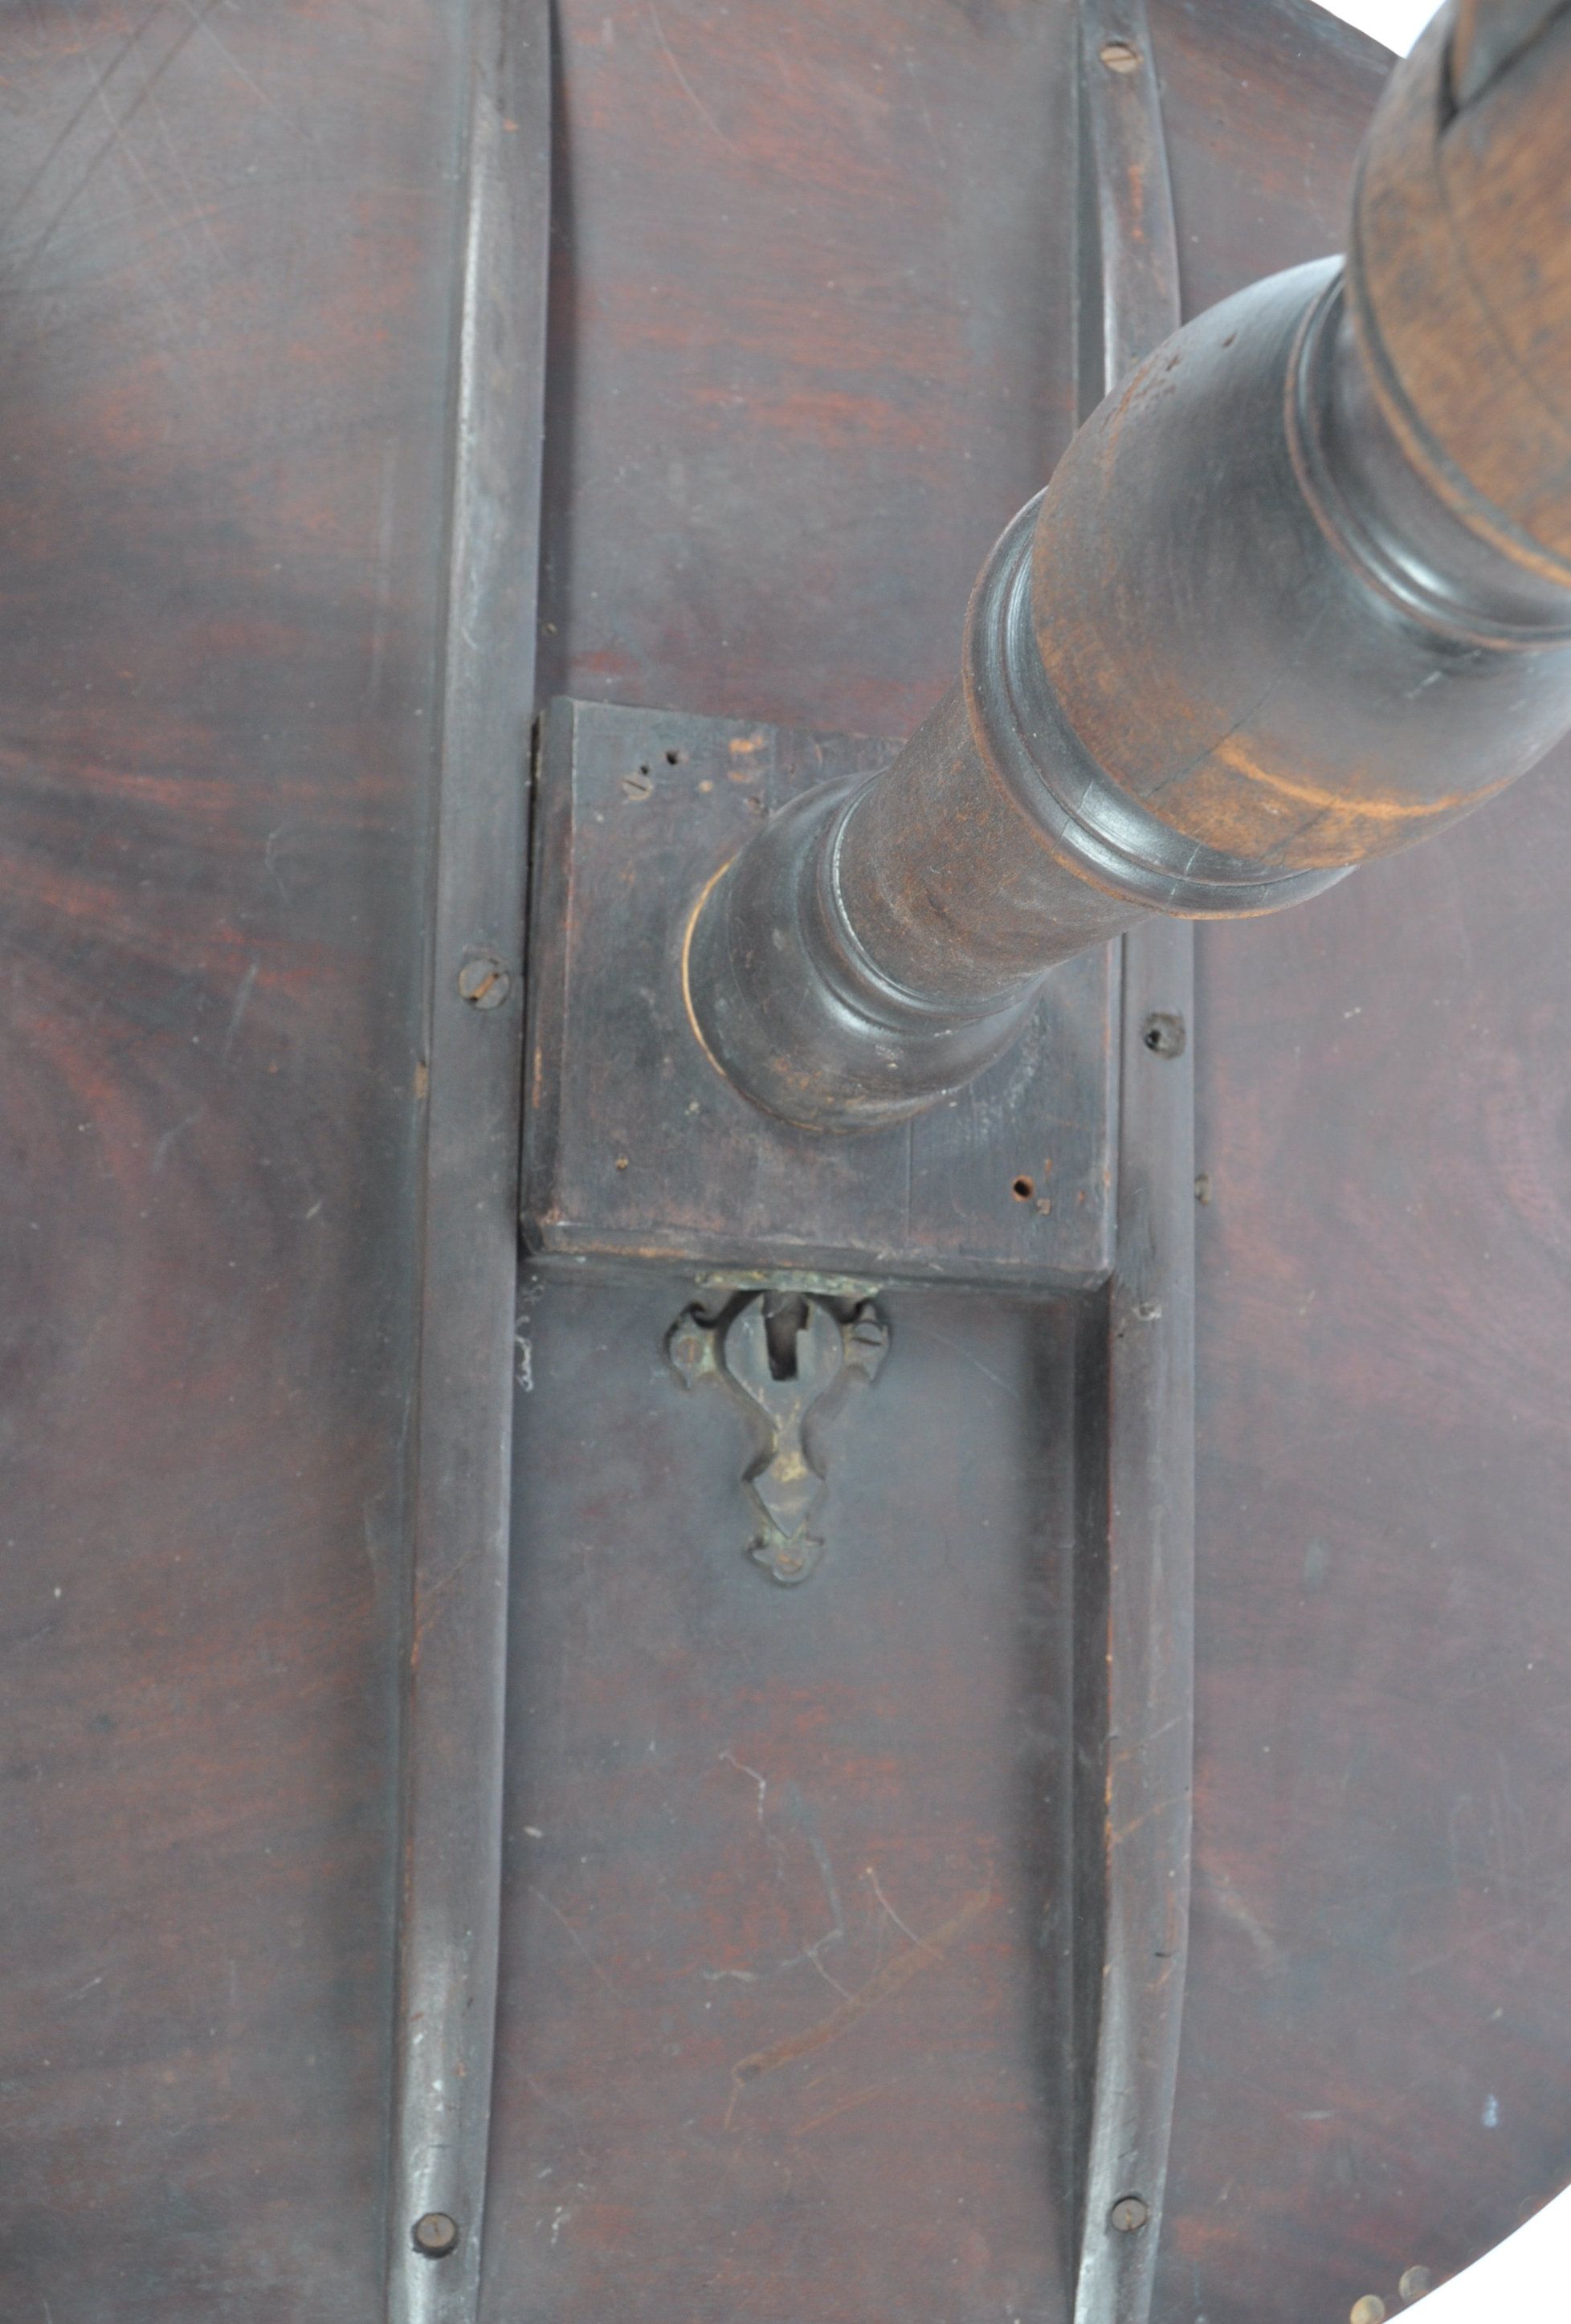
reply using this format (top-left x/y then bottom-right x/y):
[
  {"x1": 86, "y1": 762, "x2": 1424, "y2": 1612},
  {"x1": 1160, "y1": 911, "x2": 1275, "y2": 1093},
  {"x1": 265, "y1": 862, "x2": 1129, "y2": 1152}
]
[
  {"x1": 5, "y1": 5, "x2": 1571, "y2": 2324},
  {"x1": 386, "y1": 4, "x2": 550, "y2": 2322},
  {"x1": 683, "y1": 1, "x2": 1571, "y2": 1131}
]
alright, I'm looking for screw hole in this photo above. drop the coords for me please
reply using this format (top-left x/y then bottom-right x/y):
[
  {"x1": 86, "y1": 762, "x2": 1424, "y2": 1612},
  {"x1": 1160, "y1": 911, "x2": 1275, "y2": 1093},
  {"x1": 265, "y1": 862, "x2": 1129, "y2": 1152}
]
[
  {"x1": 665, "y1": 748, "x2": 683, "y2": 764},
  {"x1": 1141, "y1": 1010, "x2": 1186, "y2": 1058},
  {"x1": 1011, "y1": 1176, "x2": 1034, "y2": 1201}
]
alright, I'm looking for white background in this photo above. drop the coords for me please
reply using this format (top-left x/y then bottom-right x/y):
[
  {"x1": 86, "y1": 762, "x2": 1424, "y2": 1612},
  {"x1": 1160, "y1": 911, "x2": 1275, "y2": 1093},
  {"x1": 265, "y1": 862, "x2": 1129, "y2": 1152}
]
[{"x1": 1319, "y1": 0, "x2": 1441, "y2": 49}]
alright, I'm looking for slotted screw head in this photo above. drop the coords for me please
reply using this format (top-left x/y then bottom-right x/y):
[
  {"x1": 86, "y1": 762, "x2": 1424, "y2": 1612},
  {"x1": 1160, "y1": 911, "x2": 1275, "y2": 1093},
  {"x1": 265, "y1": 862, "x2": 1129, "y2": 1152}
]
[
  {"x1": 668, "y1": 1323, "x2": 711, "y2": 1385},
  {"x1": 458, "y1": 953, "x2": 511, "y2": 1009}
]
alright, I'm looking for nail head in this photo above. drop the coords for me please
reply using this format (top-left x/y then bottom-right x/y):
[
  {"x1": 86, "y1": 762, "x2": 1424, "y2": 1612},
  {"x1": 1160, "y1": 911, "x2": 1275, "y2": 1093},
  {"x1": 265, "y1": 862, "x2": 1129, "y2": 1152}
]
[{"x1": 413, "y1": 2212, "x2": 460, "y2": 2259}]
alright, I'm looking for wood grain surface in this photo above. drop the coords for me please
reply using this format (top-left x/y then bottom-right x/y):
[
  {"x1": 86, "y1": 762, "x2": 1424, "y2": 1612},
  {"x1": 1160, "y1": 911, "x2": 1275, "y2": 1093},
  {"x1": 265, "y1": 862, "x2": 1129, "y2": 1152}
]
[
  {"x1": 1154, "y1": 8, "x2": 1571, "y2": 2318},
  {"x1": 537, "y1": 0, "x2": 1082, "y2": 738},
  {"x1": 1167, "y1": 740, "x2": 1571, "y2": 2322},
  {"x1": 0, "y1": 4, "x2": 468, "y2": 2314},
  {"x1": 489, "y1": 1274, "x2": 1085, "y2": 2322}
]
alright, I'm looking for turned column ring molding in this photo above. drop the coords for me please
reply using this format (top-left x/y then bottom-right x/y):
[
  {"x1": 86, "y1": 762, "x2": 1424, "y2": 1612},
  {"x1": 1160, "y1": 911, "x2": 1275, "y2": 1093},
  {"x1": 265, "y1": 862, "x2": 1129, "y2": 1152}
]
[{"x1": 684, "y1": 0, "x2": 1571, "y2": 1134}]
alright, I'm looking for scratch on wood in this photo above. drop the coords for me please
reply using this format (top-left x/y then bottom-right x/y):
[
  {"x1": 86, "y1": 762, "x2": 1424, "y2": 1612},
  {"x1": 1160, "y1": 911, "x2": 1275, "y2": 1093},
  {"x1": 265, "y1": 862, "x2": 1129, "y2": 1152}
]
[
  {"x1": 724, "y1": 1878, "x2": 993, "y2": 2129},
  {"x1": 220, "y1": 960, "x2": 258, "y2": 1062},
  {"x1": 413, "y1": 1541, "x2": 487, "y2": 1640},
  {"x1": 10, "y1": 0, "x2": 222, "y2": 295},
  {"x1": 529, "y1": 1886, "x2": 622, "y2": 1998},
  {"x1": 865, "y1": 1863, "x2": 941, "y2": 1960},
  {"x1": 719, "y1": 1747, "x2": 767, "y2": 1821},
  {"x1": 180, "y1": 0, "x2": 316, "y2": 143},
  {"x1": 895, "y1": 1320, "x2": 1021, "y2": 1401},
  {"x1": 1108, "y1": 1789, "x2": 1187, "y2": 1846},
  {"x1": 793, "y1": 2082, "x2": 887, "y2": 2138},
  {"x1": 645, "y1": 0, "x2": 735, "y2": 149}
]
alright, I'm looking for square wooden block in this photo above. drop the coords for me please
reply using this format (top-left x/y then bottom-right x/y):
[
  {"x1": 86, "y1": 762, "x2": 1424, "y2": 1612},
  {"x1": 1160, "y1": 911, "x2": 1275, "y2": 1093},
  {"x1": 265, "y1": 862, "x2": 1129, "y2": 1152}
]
[{"x1": 522, "y1": 699, "x2": 1116, "y2": 1287}]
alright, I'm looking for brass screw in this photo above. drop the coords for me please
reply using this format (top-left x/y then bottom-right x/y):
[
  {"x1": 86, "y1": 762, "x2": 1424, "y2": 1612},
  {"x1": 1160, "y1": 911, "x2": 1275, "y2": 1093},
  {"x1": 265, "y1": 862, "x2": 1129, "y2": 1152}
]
[
  {"x1": 1399, "y1": 2269, "x2": 1434, "y2": 2305},
  {"x1": 457, "y1": 953, "x2": 511, "y2": 1010},
  {"x1": 413, "y1": 2212, "x2": 460, "y2": 2259},
  {"x1": 1100, "y1": 38, "x2": 1141, "y2": 71},
  {"x1": 1109, "y1": 2195, "x2": 1149, "y2": 2232},
  {"x1": 1350, "y1": 2298, "x2": 1386, "y2": 2324},
  {"x1": 668, "y1": 1323, "x2": 710, "y2": 1386}
]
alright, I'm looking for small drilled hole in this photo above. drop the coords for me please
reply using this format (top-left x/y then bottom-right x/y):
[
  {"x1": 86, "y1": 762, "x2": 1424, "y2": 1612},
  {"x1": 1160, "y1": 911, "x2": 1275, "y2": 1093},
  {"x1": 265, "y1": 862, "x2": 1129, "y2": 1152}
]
[
  {"x1": 1141, "y1": 1010, "x2": 1186, "y2": 1058},
  {"x1": 1011, "y1": 1176, "x2": 1034, "y2": 1201},
  {"x1": 665, "y1": 748, "x2": 683, "y2": 764}
]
